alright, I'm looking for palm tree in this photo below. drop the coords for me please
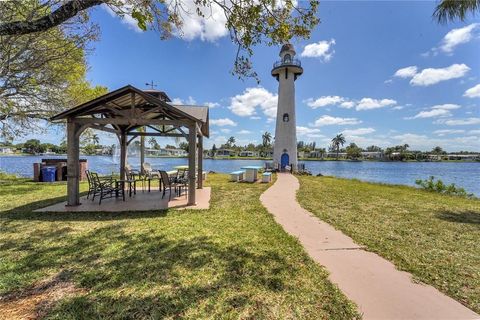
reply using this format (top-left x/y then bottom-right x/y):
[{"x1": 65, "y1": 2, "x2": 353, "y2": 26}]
[
  {"x1": 434, "y1": 0, "x2": 480, "y2": 23},
  {"x1": 261, "y1": 131, "x2": 272, "y2": 157},
  {"x1": 262, "y1": 131, "x2": 272, "y2": 147},
  {"x1": 331, "y1": 134, "x2": 346, "y2": 160},
  {"x1": 148, "y1": 137, "x2": 159, "y2": 149},
  {"x1": 91, "y1": 134, "x2": 99, "y2": 145}
]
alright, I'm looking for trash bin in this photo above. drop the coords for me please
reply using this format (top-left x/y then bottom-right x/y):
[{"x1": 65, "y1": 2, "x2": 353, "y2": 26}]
[{"x1": 41, "y1": 166, "x2": 57, "y2": 182}]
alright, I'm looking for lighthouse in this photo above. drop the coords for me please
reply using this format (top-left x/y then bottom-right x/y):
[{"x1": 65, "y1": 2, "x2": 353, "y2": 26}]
[{"x1": 271, "y1": 43, "x2": 303, "y2": 171}]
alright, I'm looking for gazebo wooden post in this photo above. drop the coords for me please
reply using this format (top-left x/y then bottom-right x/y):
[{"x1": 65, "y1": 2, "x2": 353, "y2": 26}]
[
  {"x1": 119, "y1": 132, "x2": 127, "y2": 180},
  {"x1": 188, "y1": 122, "x2": 197, "y2": 205},
  {"x1": 197, "y1": 135, "x2": 203, "y2": 189},
  {"x1": 140, "y1": 133, "x2": 145, "y2": 175},
  {"x1": 66, "y1": 119, "x2": 81, "y2": 206}
]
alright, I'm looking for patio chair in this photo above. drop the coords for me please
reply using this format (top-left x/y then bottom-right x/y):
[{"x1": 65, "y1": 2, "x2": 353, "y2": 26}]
[
  {"x1": 90, "y1": 172, "x2": 125, "y2": 205},
  {"x1": 142, "y1": 162, "x2": 161, "y2": 192},
  {"x1": 142, "y1": 162, "x2": 160, "y2": 177},
  {"x1": 160, "y1": 170, "x2": 184, "y2": 200},
  {"x1": 85, "y1": 170, "x2": 96, "y2": 199},
  {"x1": 175, "y1": 169, "x2": 189, "y2": 196},
  {"x1": 85, "y1": 170, "x2": 111, "y2": 200},
  {"x1": 126, "y1": 164, "x2": 141, "y2": 179}
]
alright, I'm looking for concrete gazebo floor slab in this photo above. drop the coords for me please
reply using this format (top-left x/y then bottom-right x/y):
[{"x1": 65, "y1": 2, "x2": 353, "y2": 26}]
[{"x1": 34, "y1": 187, "x2": 211, "y2": 212}]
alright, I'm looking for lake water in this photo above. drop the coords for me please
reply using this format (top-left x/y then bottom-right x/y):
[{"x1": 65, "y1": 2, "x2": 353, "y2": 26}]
[{"x1": 1, "y1": 155, "x2": 479, "y2": 196}]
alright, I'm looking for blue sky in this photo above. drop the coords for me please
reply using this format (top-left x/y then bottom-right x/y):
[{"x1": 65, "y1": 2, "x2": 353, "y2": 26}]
[{"x1": 27, "y1": 1, "x2": 480, "y2": 151}]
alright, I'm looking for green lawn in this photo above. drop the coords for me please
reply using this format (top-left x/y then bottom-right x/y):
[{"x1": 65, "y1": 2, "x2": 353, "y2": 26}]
[
  {"x1": 297, "y1": 175, "x2": 480, "y2": 313},
  {"x1": 0, "y1": 173, "x2": 358, "y2": 319}
]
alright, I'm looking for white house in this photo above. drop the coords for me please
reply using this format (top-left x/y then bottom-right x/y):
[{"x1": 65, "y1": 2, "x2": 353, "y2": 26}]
[
  {"x1": 0, "y1": 147, "x2": 13, "y2": 154},
  {"x1": 239, "y1": 150, "x2": 259, "y2": 157}
]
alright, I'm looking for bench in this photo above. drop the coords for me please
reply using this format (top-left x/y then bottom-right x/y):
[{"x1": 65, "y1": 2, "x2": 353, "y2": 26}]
[
  {"x1": 230, "y1": 170, "x2": 245, "y2": 182},
  {"x1": 262, "y1": 172, "x2": 272, "y2": 183}
]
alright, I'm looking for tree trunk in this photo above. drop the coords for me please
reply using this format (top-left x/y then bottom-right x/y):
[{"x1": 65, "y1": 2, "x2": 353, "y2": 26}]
[{"x1": 0, "y1": 0, "x2": 105, "y2": 36}]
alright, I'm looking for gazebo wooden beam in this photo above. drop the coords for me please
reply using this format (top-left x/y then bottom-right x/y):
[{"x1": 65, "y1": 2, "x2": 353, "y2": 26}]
[
  {"x1": 88, "y1": 124, "x2": 120, "y2": 135},
  {"x1": 73, "y1": 118, "x2": 186, "y2": 126},
  {"x1": 127, "y1": 132, "x2": 185, "y2": 137}
]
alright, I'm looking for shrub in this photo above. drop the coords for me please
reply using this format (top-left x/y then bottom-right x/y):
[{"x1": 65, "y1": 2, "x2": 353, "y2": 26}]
[{"x1": 415, "y1": 176, "x2": 473, "y2": 198}]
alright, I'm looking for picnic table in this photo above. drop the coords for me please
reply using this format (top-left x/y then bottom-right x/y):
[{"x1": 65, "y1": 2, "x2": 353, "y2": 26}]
[{"x1": 241, "y1": 166, "x2": 263, "y2": 182}]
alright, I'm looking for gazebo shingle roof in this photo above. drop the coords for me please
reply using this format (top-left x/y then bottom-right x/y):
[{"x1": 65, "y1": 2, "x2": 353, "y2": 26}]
[{"x1": 51, "y1": 85, "x2": 209, "y2": 137}]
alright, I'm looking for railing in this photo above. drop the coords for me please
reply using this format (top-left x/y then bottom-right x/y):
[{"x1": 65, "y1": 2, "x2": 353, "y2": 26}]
[{"x1": 272, "y1": 58, "x2": 302, "y2": 69}]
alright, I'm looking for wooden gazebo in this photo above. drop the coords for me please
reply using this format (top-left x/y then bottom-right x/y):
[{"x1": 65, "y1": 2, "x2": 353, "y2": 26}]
[{"x1": 50, "y1": 85, "x2": 209, "y2": 206}]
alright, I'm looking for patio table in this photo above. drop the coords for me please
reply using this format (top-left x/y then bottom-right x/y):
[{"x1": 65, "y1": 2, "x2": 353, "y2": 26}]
[
  {"x1": 173, "y1": 165, "x2": 189, "y2": 170},
  {"x1": 240, "y1": 166, "x2": 263, "y2": 182}
]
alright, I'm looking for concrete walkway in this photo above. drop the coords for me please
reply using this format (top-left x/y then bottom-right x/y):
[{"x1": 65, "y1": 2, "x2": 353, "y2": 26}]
[{"x1": 260, "y1": 173, "x2": 479, "y2": 320}]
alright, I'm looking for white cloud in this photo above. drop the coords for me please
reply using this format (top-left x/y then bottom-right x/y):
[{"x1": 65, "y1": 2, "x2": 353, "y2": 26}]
[
  {"x1": 340, "y1": 101, "x2": 355, "y2": 109},
  {"x1": 464, "y1": 84, "x2": 480, "y2": 98},
  {"x1": 312, "y1": 115, "x2": 362, "y2": 127},
  {"x1": 444, "y1": 118, "x2": 480, "y2": 126},
  {"x1": 469, "y1": 129, "x2": 480, "y2": 135},
  {"x1": 250, "y1": 116, "x2": 261, "y2": 120},
  {"x1": 169, "y1": 0, "x2": 228, "y2": 41},
  {"x1": 205, "y1": 102, "x2": 220, "y2": 108},
  {"x1": 103, "y1": 4, "x2": 142, "y2": 32},
  {"x1": 392, "y1": 106, "x2": 404, "y2": 110},
  {"x1": 394, "y1": 66, "x2": 418, "y2": 78},
  {"x1": 237, "y1": 130, "x2": 251, "y2": 134},
  {"x1": 304, "y1": 96, "x2": 397, "y2": 111},
  {"x1": 431, "y1": 104, "x2": 461, "y2": 110},
  {"x1": 210, "y1": 118, "x2": 237, "y2": 126},
  {"x1": 171, "y1": 96, "x2": 197, "y2": 105},
  {"x1": 297, "y1": 126, "x2": 321, "y2": 135},
  {"x1": 440, "y1": 23, "x2": 479, "y2": 53},
  {"x1": 433, "y1": 129, "x2": 465, "y2": 136},
  {"x1": 356, "y1": 98, "x2": 397, "y2": 110},
  {"x1": 305, "y1": 95, "x2": 344, "y2": 108},
  {"x1": 410, "y1": 64, "x2": 470, "y2": 86},
  {"x1": 409, "y1": 109, "x2": 452, "y2": 119},
  {"x1": 229, "y1": 87, "x2": 278, "y2": 118},
  {"x1": 220, "y1": 128, "x2": 231, "y2": 133},
  {"x1": 342, "y1": 127, "x2": 376, "y2": 136},
  {"x1": 392, "y1": 133, "x2": 480, "y2": 151},
  {"x1": 301, "y1": 39, "x2": 336, "y2": 61}
]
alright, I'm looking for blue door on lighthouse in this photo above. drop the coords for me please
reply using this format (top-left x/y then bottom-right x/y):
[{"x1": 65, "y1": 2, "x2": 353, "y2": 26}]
[{"x1": 281, "y1": 153, "x2": 289, "y2": 169}]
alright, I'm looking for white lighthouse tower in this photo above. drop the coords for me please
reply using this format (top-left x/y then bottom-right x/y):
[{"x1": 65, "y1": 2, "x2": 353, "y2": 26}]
[{"x1": 272, "y1": 43, "x2": 303, "y2": 171}]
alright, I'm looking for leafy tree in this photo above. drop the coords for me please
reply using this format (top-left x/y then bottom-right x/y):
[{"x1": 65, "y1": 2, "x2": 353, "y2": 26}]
[
  {"x1": 331, "y1": 134, "x2": 346, "y2": 160},
  {"x1": 227, "y1": 136, "x2": 236, "y2": 147},
  {"x1": 318, "y1": 147, "x2": 326, "y2": 159},
  {"x1": 179, "y1": 141, "x2": 189, "y2": 152},
  {"x1": 0, "y1": 1, "x2": 107, "y2": 138},
  {"x1": 0, "y1": 0, "x2": 319, "y2": 80},
  {"x1": 432, "y1": 146, "x2": 444, "y2": 155},
  {"x1": 165, "y1": 144, "x2": 176, "y2": 149},
  {"x1": 346, "y1": 143, "x2": 362, "y2": 160},
  {"x1": 23, "y1": 139, "x2": 42, "y2": 154},
  {"x1": 366, "y1": 145, "x2": 382, "y2": 152},
  {"x1": 211, "y1": 144, "x2": 217, "y2": 158},
  {"x1": 82, "y1": 143, "x2": 97, "y2": 155},
  {"x1": 434, "y1": 0, "x2": 480, "y2": 23}
]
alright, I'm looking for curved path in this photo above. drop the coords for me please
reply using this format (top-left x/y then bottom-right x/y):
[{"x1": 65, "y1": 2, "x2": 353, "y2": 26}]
[{"x1": 260, "y1": 173, "x2": 479, "y2": 320}]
